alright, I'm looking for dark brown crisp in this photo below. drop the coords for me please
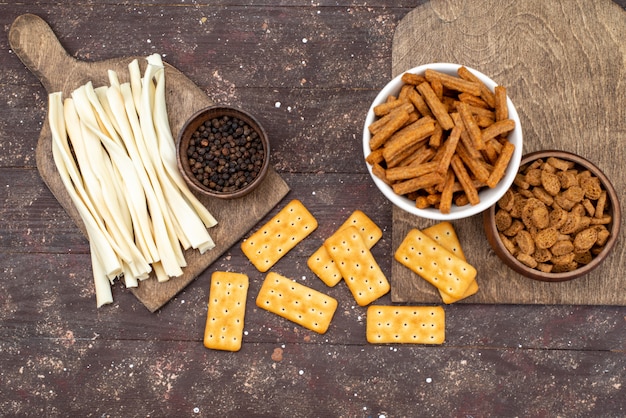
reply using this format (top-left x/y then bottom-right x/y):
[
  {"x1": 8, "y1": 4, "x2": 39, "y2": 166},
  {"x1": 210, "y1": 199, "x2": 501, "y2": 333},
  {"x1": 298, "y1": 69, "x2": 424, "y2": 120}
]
[
  {"x1": 499, "y1": 233, "x2": 518, "y2": 256},
  {"x1": 535, "y1": 227, "x2": 558, "y2": 250},
  {"x1": 542, "y1": 161, "x2": 557, "y2": 174},
  {"x1": 524, "y1": 168, "x2": 543, "y2": 186},
  {"x1": 518, "y1": 188, "x2": 534, "y2": 199},
  {"x1": 546, "y1": 157, "x2": 574, "y2": 171},
  {"x1": 552, "y1": 252, "x2": 576, "y2": 266},
  {"x1": 527, "y1": 159, "x2": 543, "y2": 170},
  {"x1": 541, "y1": 170, "x2": 561, "y2": 196},
  {"x1": 550, "y1": 239, "x2": 574, "y2": 256},
  {"x1": 595, "y1": 226, "x2": 611, "y2": 246},
  {"x1": 513, "y1": 174, "x2": 530, "y2": 190},
  {"x1": 582, "y1": 199, "x2": 596, "y2": 217},
  {"x1": 536, "y1": 262, "x2": 554, "y2": 273},
  {"x1": 516, "y1": 253, "x2": 538, "y2": 268},
  {"x1": 503, "y1": 219, "x2": 524, "y2": 237},
  {"x1": 521, "y1": 198, "x2": 545, "y2": 229},
  {"x1": 515, "y1": 230, "x2": 535, "y2": 255},
  {"x1": 590, "y1": 215, "x2": 612, "y2": 225},
  {"x1": 498, "y1": 189, "x2": 515, "y2": 211},
  {"x1": 532, "y1": 187, "x2": 554, "y2": 206},
  {"x1": 594, "y1": 190, "x2": 607, "y2": 218},
  {"x1": 549, "y1": 204, "x2": 568, "y2": 229},
  {"x1": 571, "y1": 203, "x2": 586, "y2": 218},
  {"x1": 495, "y1": 209, "x2": 513, "y2": 231},
  {"x1": 562, "y1": 185, "x2": 584, "y2": 203},
  {"x1": 573, "y1": 251, "x2": 593, "y2": 265},
  {"x1": 510, "y1": 194, "x2": 527, "y2": 218},
  {"x1": 560, "y1": 213, "x2": 581, "y2": 235},
  {"x1": 554, "y1": 194, "x2": 576, "y2": 211},
  {"x1": 533, "y1": 247, "x2": 552, "y2": 263},
  {"x1": 531, "y1": 205, "x2": 550, "y2": 229},
  {"x1": 581, "y1": 176, "x2": 602, "y2": 200},
  {"x1": 552, "y1": 260, "x2": 578, "y2": 273},
  {"x1": 573, "y1": 227, "x2": 598, "y2": 252},
  {"x1": 557, "y1": 170, "x2": 579, "y2": 189}
]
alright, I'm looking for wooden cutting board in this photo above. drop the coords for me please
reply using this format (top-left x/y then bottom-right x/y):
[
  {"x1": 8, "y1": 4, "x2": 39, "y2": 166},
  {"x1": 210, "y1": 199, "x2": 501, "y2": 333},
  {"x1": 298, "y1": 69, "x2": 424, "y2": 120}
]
[
  {"x1": 8, "y1": 14, "x2": 290, "y2": 312},
  {"x1": 390, "y1": 0, "x2": 626, "y2": 305}
]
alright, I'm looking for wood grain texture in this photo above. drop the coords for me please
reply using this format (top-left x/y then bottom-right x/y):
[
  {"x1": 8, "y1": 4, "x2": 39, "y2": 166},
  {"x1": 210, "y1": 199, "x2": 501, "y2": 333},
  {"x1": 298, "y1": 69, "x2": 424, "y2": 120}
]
[
  {"x1": 390, "y1": 0, "x2": 626, "y2": 305},
  {"x1": 8, "y1": 14, "x2": 290, "y2": 311},
  {"x1": 1, "y1": 2, "x2": 626, "y2": 417},
  {"x1": 1, "y1": 336, "x2": 624, "y2": 417}
]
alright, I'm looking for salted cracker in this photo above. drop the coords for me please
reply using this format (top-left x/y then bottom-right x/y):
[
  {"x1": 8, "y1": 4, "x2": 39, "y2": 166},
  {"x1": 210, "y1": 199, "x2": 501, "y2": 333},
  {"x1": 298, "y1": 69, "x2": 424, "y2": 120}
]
[
  {"x1": 256, "y1": 272, "x2": 338, "y2": 334},
  {"x1": 366, "y1": 305, "x2": 445, "y2": 344},
  {"x1": 203, "y1": 271, "x2": 249, "y2": 352},
  {"x1": 307, "y1": 210, "x2": 383, "y2": 287},
  {"x1": 242, "y1": 199, "x2": 318, "y2": 272},
  {"x1": 423, "y1": 221, "x2": 466, "y2": 261},
  {"x1": 395, "y1": 228, "x2": 476, "y2": 299},
  {"x1": 423, "y1": 222, "x2": 479, "y2": 304},
  {"x1": 324, "y1": 226, "x2": 390, "y2": 306}
]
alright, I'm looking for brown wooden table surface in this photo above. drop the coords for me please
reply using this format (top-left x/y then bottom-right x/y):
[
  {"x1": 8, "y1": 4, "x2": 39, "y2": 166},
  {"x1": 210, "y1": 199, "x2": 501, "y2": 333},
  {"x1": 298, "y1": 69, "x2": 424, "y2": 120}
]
[{"x1": 1, "y1": 1, "x2": 625, "y2": 416}]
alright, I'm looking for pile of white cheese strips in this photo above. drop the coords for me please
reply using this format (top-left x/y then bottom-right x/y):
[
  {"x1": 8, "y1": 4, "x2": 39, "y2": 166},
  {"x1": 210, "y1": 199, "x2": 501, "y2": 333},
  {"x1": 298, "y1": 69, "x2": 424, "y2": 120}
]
[{"x1": 47, "y1": 53, "x2": 217, "y2": 307}]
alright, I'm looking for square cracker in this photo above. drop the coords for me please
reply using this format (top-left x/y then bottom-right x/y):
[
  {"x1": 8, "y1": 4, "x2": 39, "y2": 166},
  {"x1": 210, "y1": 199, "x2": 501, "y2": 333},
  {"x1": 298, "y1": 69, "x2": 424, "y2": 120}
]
[
  {"x1": 307, "y1": 210, "x2": 382, "y2": 287},
  {"x1": 324, "y1": 226, "x2": 390, "y2": 306},
  {"x1": 423, "y1": 222, "x2": 479, "y2": 303},
  {"x1": 366, "y1": 305, "x2": 445, "y2": 344},
  {"x1": 256, "y1": 272, "x2": 338, "y2": 334},
  {"x1": 242, "y1": 199, "x2": 318, "y2": 272},
  {"x1": 204, "y1": 271, "x2": 249, "y2": 352},
  {"x1": 395, "y1": 228, "x2": 476, "y2": 299}
]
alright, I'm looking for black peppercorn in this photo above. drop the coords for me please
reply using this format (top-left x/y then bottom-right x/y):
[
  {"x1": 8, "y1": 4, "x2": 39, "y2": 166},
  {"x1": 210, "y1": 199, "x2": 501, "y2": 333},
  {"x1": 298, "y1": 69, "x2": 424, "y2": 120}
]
[{"x1": 187, "y1": 115, "x2": 265, "y2": 193}]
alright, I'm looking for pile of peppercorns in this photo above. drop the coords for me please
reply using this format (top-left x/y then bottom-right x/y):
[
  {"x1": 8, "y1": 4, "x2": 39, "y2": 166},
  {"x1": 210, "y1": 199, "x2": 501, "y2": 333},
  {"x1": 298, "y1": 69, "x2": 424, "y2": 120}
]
[{"x1": 186, "y1": 115, "x2": 265, "y2": 194}]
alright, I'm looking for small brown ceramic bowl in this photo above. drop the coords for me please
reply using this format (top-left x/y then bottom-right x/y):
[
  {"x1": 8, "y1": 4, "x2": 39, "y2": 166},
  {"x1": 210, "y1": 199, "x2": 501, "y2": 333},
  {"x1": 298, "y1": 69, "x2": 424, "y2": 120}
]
[
  {"x1": 483, "y1": 150, "x2": 621, "y2": 282},
  {"x1": 177, "y1": 105, "x2": 270, "y2": 199}
]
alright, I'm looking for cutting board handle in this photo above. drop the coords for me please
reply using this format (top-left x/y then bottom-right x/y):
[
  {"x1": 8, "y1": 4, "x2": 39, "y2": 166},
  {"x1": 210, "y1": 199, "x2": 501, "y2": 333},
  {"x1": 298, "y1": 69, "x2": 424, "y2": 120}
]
[{"x1": 9, "y1": 14, "x2": 86, "y2": 93}]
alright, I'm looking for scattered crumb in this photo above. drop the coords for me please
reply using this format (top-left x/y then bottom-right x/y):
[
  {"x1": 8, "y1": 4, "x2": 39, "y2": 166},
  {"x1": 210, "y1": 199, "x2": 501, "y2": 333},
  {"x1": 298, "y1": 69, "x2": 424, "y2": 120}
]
[{"x1": 271, "y1": 347, "x2": 283, "y2": 362}]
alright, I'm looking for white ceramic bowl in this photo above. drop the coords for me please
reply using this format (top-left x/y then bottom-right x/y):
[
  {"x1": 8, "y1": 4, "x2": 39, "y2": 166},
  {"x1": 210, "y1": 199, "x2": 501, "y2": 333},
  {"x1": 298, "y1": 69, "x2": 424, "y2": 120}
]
[{"x1": 362, "y1": 63, "x2": 523, "y2": 220}]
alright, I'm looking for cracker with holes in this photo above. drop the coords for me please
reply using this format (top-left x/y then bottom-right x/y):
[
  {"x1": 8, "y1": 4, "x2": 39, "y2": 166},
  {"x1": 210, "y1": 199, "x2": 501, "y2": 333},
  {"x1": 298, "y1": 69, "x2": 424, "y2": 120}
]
[
  {"x1": 324, "y1": 226, "x2": 390, "y2": 306},
  {"x1": 256, "y1": 272, "x2": 338, "y2": 334},
  {"x1": 203, "y1": 271, "x2": 249, "y2": 352},
  {"x1": 395, "y1": 228, "x2": 476, "y2": 299},
  {"x1": 242, "y1": 199, "x2": 318, "y2": 272},
  {"x1": 366, "y1": 305, "x2": 445, "y2": 344},
  {"x1": 423, "y1": 222, "x2": 479, "y2": 303},
  {"x1": 307, "y1": 210, "x2": 383, "y2": 287},
  {"x1": 423, "y1": 221, "x2": 466, "y2": 261}
]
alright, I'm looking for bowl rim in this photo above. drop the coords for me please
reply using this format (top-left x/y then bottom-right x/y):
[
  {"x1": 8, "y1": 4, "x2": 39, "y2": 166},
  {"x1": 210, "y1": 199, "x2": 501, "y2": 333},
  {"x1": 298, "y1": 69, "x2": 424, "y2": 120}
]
[
  {"x1": 483, "y1": 149, "x2": 622, "y2": 282},
  {"x1": 177, "y1": 104, "x2": 270, "y2": 200},
  {"x1": 362, "y1": 62, "x2": 523, "y2": 220}
]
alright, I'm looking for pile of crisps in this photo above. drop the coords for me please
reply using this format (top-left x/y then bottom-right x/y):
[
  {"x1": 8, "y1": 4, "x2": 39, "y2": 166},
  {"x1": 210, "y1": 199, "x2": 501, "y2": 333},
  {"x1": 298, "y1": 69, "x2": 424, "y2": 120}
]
[
  {"x1": 366, "y1": 67, "x2": 517, "y2": 213},
  {"x1": 495, "y1": 156, "x2": 612, "y2": 273}
]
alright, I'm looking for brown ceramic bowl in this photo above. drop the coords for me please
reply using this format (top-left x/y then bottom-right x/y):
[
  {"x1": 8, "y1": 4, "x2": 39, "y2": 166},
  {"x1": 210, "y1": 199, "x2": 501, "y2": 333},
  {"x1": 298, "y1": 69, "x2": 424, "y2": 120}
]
[
  {"x1": 483, "y1": 150, "x2": 621, "y2": 282},
  {"x1": 177, "y1": 105, "x2": 270, "y2": 199}
]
